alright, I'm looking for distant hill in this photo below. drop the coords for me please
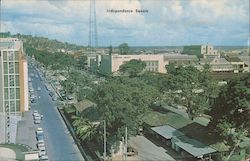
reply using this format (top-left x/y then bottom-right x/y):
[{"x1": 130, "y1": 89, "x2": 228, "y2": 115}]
[{"x1": 0, "y1": 32, "x2": 85, "y2": 52}]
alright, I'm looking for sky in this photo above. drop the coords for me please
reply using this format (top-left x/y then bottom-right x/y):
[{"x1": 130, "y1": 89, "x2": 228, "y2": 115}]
[{"x1": 0, "y1": 0, "x2": 249, "y2": 46}]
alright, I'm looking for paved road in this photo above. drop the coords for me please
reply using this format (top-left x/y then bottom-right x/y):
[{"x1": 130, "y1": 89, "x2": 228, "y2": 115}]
[{"x1": 30, "y1": 68, "x2": 84, "y2": 161}]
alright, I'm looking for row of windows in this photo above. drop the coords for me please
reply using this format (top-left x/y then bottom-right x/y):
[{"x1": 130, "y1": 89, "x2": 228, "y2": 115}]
[
  {"x1": 145, "y1": 61, "x2": 158, "y2": 66},
  {"x1": 2, "y1": 51, "x2": 20, "y2": 61},
  {"x1": 146, "y1": 67, "x2": 158, "y2": 72},
  {"x1": 3, "y1": 62, "x2": 19, "y2": 74},
  {"x1": 4, "y1": 88, "x2": 20, "y2": 100},
  {"x1": 4, "y1": 75, "x2": 20, "y2": 87},
  {"x1": 4, "y1": 100, "x2": 20, "y2": 112}
]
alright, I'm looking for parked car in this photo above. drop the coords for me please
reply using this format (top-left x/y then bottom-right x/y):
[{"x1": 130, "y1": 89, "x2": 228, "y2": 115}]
[
  {"x1": 36, "y1": 128, "x2": 44, "y2": 134},
  {"x1": 34, "y1": 119, "x2": 41, "y2": 124},
  {"x1": 37, "y1": 87, "x2": 41, "y2": 91},
  {"x1": 33, "y1": 110, "x2": 38, "y2": 116},
  {"x1": 39, "y1": 150, "x2": 46, "y2": 157},
  {"x1": 37, "y1": 143, "x2": 46, "y2": 151},
  {"x1": 37, "y1": 134, "x2": 44, "y2": 143},
  {"x1": 40, "y1": 155, "x2": 49, "y2": 160}
]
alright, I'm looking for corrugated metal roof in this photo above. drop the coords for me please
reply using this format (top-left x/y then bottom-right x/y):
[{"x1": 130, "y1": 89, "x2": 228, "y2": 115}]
[
  {"x1": 174, "y1": 135, "x2": 216, "y2": 157},
  {"x1": 151, "y1": 125, "x2": 184, "y2": 139},
  {"x1": 151, "y1": 125, "x2": 217, "y2": 157}
]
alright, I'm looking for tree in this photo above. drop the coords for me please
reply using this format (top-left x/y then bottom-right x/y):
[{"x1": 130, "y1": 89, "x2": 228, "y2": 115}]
[
  {"x1": 119, "y1": 59, "x2": 146, "y2": 77},
  {"x1": 167, "y1": 66, "x2": 219, "y2": 119},
  {"x1": 118, "y1": 43, "x2": 129, "y2": 55},
  {"x1": 72, "y1": 116, "x2": 99, "y2": 142},
  {"x1": 209, "y1": 74, "x2": 250, "y2": 134},
  {"x1": 165, "y1": 63, "x2": 177, "y2": 75},
  {"x1": 94, "y1": 77, "x2": 159, "y2": 143},
  {"x1": 208, "y1": 75, "x2": 250, "y2": 161}
]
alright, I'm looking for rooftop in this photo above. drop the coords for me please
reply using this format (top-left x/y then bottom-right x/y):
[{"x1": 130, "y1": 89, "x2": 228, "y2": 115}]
[
  {"x1": 74, "y1": 99, "x2": 97, "y2": 113},
  {"x1": 0, "y1": 38, "x2": 22, "y2": 50}
]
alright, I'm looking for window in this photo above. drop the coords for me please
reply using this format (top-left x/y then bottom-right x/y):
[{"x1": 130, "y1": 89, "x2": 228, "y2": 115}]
[
  {"x1": 9, "y1": 75, "x2": 15, "y2": 86},
  {"x1": 3, "y1": 51, "x2": 7, "y2": 61},
  {"x1": 16, "y1": 88, "x2": 20, "y2": 99},
  {"x1": 16, "y1": 100, "x2": 20, "y2": 111},
  {"x1": 4, "y1": 75, "x2": 8, "y2": 87},
  {"x1": 10, "y1": 101, "x2": 15, "y2": 112},
  {"x1": 9, "y1": 62, "x2": 14, "y2": 73},
  {"x1": 15, "y1": 75, "x2": 20, "y2": 86},
  {"x1": 4, "y1": 88, "x2": 9, "y2": 99},
  {"x1": 8, "y1": 51, "x2": 14, "y2": 61},
  {"x1": 4, "y1": 62, "x2": 8, "y2": 74},
  {"x1": 10, "y1": 88, "x2": 15, "y2": 99},
  {"x1": 14, "y1": 51, "x2": 19, "y2": 61},
  {"x1": 15, "y1": 62, "x2": 19, "y2": 73}
]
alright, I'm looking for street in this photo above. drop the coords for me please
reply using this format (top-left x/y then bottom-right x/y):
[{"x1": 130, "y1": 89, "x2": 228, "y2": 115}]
[{"x1": 28, "y1": 67, "x2": 84, "y2": 161}]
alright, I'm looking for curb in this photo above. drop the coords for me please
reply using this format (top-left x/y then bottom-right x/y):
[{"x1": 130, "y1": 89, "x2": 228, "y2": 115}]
[{"x1": 57, "y1": 106, "x2": 90, "y2": 161}]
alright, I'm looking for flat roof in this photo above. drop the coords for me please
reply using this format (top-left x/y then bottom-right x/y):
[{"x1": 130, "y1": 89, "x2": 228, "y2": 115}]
[
  {"x1": 174, "y1": 135, "x2": 217, "y2": 157},
  {"x1": 151, "y1": 125, "x2": 184, "y2": 139}
]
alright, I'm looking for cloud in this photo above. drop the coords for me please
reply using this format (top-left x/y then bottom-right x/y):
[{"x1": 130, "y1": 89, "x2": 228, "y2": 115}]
[{"x1": 0, "y1": 0, "x2": 249, "y2": 46}]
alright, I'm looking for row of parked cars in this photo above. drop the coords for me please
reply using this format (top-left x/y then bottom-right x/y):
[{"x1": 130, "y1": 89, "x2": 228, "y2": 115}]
[
  {"x1": 36, "y1": 127, "x2": 49, "y2": 160},
  {"x1": 33, "y1": 110, "x2": 43, "y2": 124},
  {"x1": 33, "y1": 111, "x2": 48, "y2": 160}
]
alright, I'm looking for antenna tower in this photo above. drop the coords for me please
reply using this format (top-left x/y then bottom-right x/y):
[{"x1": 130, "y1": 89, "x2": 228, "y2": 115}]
[{"x1": 89, "y1": 0, "x2": 98, "y2": 50}]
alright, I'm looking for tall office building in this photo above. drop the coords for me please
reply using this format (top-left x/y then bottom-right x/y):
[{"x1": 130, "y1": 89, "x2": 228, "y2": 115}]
[{"x1": 0, "y1": 38, "x2": 29, "y2": 143}]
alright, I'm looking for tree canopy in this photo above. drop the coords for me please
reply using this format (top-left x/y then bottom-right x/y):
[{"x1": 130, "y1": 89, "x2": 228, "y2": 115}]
[
  {"x1": 166, "y1": 66, "x2": 219, "y2": 119},
  {"x1": 118, "y1": 43, "x2": 129, "y2": 55},
  {"x1": 209, "y1": 75, "x2": 250, "y2": 136},
  {"x1": 94, "y1": 76, "x2": 160, "y2": 140},
  {"x1": 119, "y1": 59, "x2": 146, "y2": 77}
]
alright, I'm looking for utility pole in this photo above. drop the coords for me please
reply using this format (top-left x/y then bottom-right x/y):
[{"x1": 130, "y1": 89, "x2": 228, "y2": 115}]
[
  {"x1": 125, "y1": 126, "x2": 127, "y2": 161},
  {"x1": 103, "y1": 120, "x2": 107, "y2": 161}
]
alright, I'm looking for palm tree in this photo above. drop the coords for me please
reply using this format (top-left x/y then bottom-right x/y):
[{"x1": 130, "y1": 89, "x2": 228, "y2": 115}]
[{"x1": 72, "y1": 116, "x2": 99, "y2": 142}]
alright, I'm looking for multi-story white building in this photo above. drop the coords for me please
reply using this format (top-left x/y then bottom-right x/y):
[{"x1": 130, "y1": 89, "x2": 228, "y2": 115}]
[
  {"x1": 98, "y1": 54, "x2": 168, "y2": 75},
  {"x1": 0, "y1": 38, "x2": 29, "y2": 143}
]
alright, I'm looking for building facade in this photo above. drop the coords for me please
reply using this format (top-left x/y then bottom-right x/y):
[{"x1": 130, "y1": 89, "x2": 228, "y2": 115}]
[
  {"x1": 0, "y1": 38, "x2": 29, "y2": 143},
  {"x1": 98, "y1": 54, "x2": 168, "y2": 75},
  {"x1": 163, "y1": 54, "x2": 199, "y2": 66}
]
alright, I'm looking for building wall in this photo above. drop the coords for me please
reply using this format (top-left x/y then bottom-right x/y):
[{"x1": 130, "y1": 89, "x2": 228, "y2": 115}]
[
  {"x1": 111, "y1": 54, "x2": 167, "y2": 73},
  {"x1": 0, "y1": 39, "x2": 28, "y2": 114},
  {"x1": 99, "y1": 55, "x2": 112, "y2": 75}
]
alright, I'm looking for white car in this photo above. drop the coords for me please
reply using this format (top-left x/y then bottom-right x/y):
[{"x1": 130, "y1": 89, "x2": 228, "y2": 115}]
[
  {"x1": 39, "y1": 150, "x2": 46, "y2": 157},
  {"x1": 37, "y1": 87, "x2": 41, "y2": 91},
  {"x1": 33, "y1": 110, "x2": 38, "y2": 116},
  {"x1": 34, "y1": 115, "x2": 41, "y2": 120},
  {"x1": 37, "y1": 143, "x2": 46, "y2": 151},
  {"x1": 34, "y1": 119, "x2": 41, "y2": 124}
]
